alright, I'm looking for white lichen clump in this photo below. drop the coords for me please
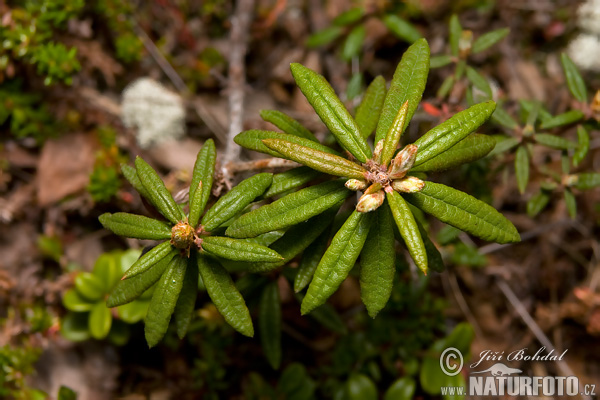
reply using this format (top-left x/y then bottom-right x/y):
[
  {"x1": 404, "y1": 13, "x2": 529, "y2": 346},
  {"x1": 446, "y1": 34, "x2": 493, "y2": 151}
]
[
  {"x1": 578, "y1": 0, "x2": 600, "y2": 35},
  {"x1": 568, "y1": 0, "x2": 600, "y2": 72},
  {"x1": 121, "y1": 78, "x2": 185, "y2": 148}
]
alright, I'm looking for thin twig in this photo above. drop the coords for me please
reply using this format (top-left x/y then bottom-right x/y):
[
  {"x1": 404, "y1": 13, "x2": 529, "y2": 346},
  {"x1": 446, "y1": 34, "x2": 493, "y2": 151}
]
[{"x1": 446, "y1": 271, "x2": 484, "y2": 338}]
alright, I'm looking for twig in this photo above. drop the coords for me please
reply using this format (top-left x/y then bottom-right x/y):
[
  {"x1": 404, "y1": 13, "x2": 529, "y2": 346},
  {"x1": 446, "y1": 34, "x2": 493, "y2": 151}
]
[
  {"x1": 226, "y1": 158, "x2": 299, "y2": 173},
  {"x1": 446, "y1": 271, "x2": 484, "y2": 338},
  {"x1": 496, "y1": 279, "x2": 591, "y2": 400}
]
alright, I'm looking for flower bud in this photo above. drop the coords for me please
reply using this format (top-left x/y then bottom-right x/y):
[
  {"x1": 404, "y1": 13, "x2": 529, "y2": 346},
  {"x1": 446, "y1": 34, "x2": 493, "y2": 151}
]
[
  {"x1": 171, "y1": 221, "x2": 194, "y2": 249},
  {"x1": 389, "y1": 144, "x2": 418, "y2": 179},
  {"x1": 561, "y1": 174, "x2": 579, "y2": 187},
  {"x1": 356, "y1": 189, "x2": 385, "y2": 213},
  {"x1": 345, "y1": 179, "x2": 368, "y2": 191},
  {"x1": 392, "y1": 176, "x2": 425, "y2": 193}
]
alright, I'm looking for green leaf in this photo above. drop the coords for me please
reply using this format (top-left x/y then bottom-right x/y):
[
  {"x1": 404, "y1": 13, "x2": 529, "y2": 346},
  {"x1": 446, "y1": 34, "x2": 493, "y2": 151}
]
[
  {"x1": 539, "y1": 110, "x2": 584, "y2": 129},
  {"x1": 57, "y1": 385, "x2": 77, "y2": 400},
  {"x1": 202, "y1": 236, "x2": 283, "y2": 262},
  {"x1": 226, "y1": 180, "x2": 351, "y2": 238},
  {"x1": 385, "y1": 377, "x2": 416, "y2": 400},
  {"x1": 564, "y1": 189, "x2": 577, "y2": 219},
  {"x1": 249, "y1": 203, "x2": 340, "y2": 273},
  {"x1": 346, "y1": 373, "x2": 378, "y2": 400},
  {"x1": 534, "y1": 133, "x2": 578, "y2": 150},
  {"x1": 491, "y1": 106, "x2": 519, "y2": 130},
  {"x1": 189, "y1": 139, "x2": 216, "y2": 227},
  {"x1": 259, "y1": 282, "x2": 282, "y2": 369},
  {"x1": 144, "y1": 256, "x2": 187, "y2": 347},
  {"x1": 527, "y1": 190, "x2": 550, "y2": 217},
  {"x1": 573, "y1": 125, "x2": 590, "y2": 167},
  {"x1": 92, "y1": 253, "x2": 120, "y2": 293},
  {"x1": 387, "y1": 192, "x2": 428, "y2": 275},
  {"x1": 383, "y1": 15, "x2": 422, "y2": 43},
  {"x1": 173, "y1": 257, "x2": 198, "y2": 338},
  {"x1": 449, "y1": 15, "x2": 462, "y2": 57},
  {"x1": 412, "y1": 212, "x2": 445, "y2": 273},
  {"x1": 99, "y1": 212, "x2": 172, "y2": 240},
  {"x1": 333, "y1": 7, "x2": 364, "y2": 26},
  {"x1": 234, "y1": 129, "x2": 341, "y2": 158},
  {"x1": 202, "y1": 173, "x2": 273, "y2": 231},
  {"x1": 117, "y1": 300, "x2": 149, "y2": 323},
  {"x1": 290, "y1": 63, "x2": 371, "y2": 162},
  {"x1": 561, "y1": 53, "x2": 587, "y2": 102},
  {"x1": 123, "y1": 241, "x2": 174, "y2": 279},
  {"x1": 306, "y1": 301, "x2": 347, "y2": 334},
  {"x1": 360, "y1": 204, "x2": 395, "y2": 318},
  {"x1": 430, "y1": 55, "x2": 452, "y2": 68},
  {"x1": 381, "y1": 100, "x2": 409, "y2": 166},
  {"x1": 122, "y1": 164, "x2": 150, "y2": 199},
  {"x1": 411, "y1": 133, "x2": 495, "y2": 172},
  {"x1": 420, "y1": 339, "x2": 453, "y2": 395},
  {"x1": 405, "y1": 182, "x2": 520, "y2": 243},
  {"x1": 574, "y1": 173, "x2": 600, "y2": 190},
  {"x1": 262, "y1": 139, "x2": 367, "y2": 179},
  {"x1": 342, "y1": 25, "x2": 366, "y2": 61},
  {"x1": 356, "y1": 76, "x2": 386, "y2": 138},
  {"x1": 197, "y1": 255, "x2": 254, "y2": 337},
  {"x1": 306, "y1": 26, "x2": 343, "y2": 48},
  {"x1": 294, "y1": 226, "x2": 331, "y2": 292},
  {"x1": 74, "y1": 272, "x2": 105, "y2": 302},
  {"x1": 488, "y1": 135, "x2": 520, "y2": 156},
  {"x1": 436, "y1": 75, "x2": 455, "y2": 99},
  {"x1": 135, "y1": 157, "x2": 185, "y2": 224},
  {"x1": 107, "y1": 320, "x2": 131, "y2": 346},
  {"x1": 260, "y1": 110, "x2": 318, "y2": 142},
  {"x1": 466, "y1": 66, "x2": 492, "y2": 97},
  {"x1": 413, "y1": 101, "x2": 496, "y2": 166},
  {"x1": 60, "y1": 312, "x2": 91, "y2": 342},
  {"x1": 301, "y1": 211, "x2": 372, "y2": 315},
  {"x1": 375, "y1": 38, "x2": 429, "y2": 144},
  {"x1": 346, "y1": 72, "x2": 363, "y2": 100},
  {"x1": 89, "y1": 302, "x2": 112, "y2": 339},
  {"x1": 63, "y1": 289, "x2": 93, "y2": 312},
  {"x1": 471, "y1": 27, "x2": 509, "y2": 54},
  {"x1": 107, "y1": 250, "x2": 174, "y2": 307},
  {"x1": 262, "y1": 167, "x2": 321, "y2": 199}
]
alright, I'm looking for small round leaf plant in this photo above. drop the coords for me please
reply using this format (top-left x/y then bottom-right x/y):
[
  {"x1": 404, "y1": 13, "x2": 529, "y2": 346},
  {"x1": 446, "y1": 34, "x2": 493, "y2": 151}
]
[
  {"x1": 99, "y1": 139, "x2": 284, "y2": 346},
  {"x1": 231, "y1": 38, "x2": 520, "y2": 318}
]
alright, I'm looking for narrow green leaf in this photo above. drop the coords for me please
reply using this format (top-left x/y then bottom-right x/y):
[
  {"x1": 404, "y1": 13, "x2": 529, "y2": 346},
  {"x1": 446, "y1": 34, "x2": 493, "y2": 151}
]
[
  {"x1": 144, "y1": 256, "x2": 187, "y2": 347},
  {"x1": 381, "y1": 101, "x2": 409, "y2": 167},
  {"x1": 290, "y1": 63, "x2": 371, "y2": 162},
  {"x1": 561, "y1": 53, "x2": 587, "y2": 102},
  {"x1": 74, "y1": 272, "x2": 105, "y2": 302},
  {"x1": 135, "y1": 157, "x2": 185, "y2": 224},
  {"x1": 405, "y1": 182, "x2": 520, "y2": 243},
  {"x1": 413, "y1": 101, "x2": 496, "y2": 166},
  {"x1": 89, "y1": 302, "x2": 112, "y2": 339},
  {"x1": 383, "y1": 15, "x2": 422, "y2": 43},
  {"x1": 515, "y1": 145, "x2": 529, "y2": 194},
  {"x1": 262, "y1": 139, "x2": 367, "y2": 179},
  {"x1": 294, "y1": 227, "x2": 331, "y2": 292},
  {"x1": 411, "y1": 133, "x2": 495, "y2": 172},
  {"x1": 539, "y1": 110, "x2": 584, "y2": 129},
  {"x1": 346, "y1": 72, "x2": 363, "y2": 100},
  {"x1": 202, "y1": 173, "x2": 273, "y2": 231},
  {"x1": 574, "y1": 173, "x2": 600, "y2": 190},
  {"x1": 173, "y1": 257, "x2": 198, "y2": 338},
  {"x1": 306, "y1": 26, "x2": 343, "y2": 48},
  {"x1": 527, "y1": 191, "x2": 550, "y2": 217},
  {"x1": 356, "y1": 76, "x2": 386, "y2": 138},
  {"x1": 301, "y1": 211, "x2": 372, "y2": 315},
  {"x1": 259, "y1": 282, "x2": 282, "y2": 369},
  {"x1": 197, "y1": 255, "x2": 254, "y2": 337},
  {"x1": 534, "y1": 133, "x2": 578, "y2": 150},
  {"x1": 122, "y1": 164, "x2": 150, "y2": 199},
  {"x1": 430, "y1": 55, "x2": 452, "y2": 68},
  {"x1": 414, "y1": 215, "x2": 445, "y2": 273},
  {"x1": 466, "y1": 66, "x2": 492, "y2": 97},
  {"x1": 202, "y1": 236, "x2": 283, "y2": 262},
  {"x1": 360, "y1": 204, "x2": 395, "y2": 318},
  {"x1": 107, "y1": 250, "x2": 174, "y2": 307},
  {"x1": 471, "y1": 28, "x2": 509, "y2": 54},
  {"x1": 260, "y1": 110, "x2": 318, "y2": 142},
  {"x1": 375, "y1": 38, "x2": 430, "y2": 144},
  {"x1": 234, "y1": 129, "x2": 341, "y2": 158},
  {"x1": 573, "y1": 125, "x2": 590, "y2": 167},
  {"x1": 99, "y1": 212, "x2": 172, "y2": 240},
  {"x1": 226, "y1": 180, "x2": 351, "y2": 238},
  {"x1": 333, "y1": 7, "x2": 364, "y2": 26},
  {"x1": 436, "y1": 75, "x2": 455, "y2": 99},
  {"x1": 262, "y1": 167, "x2": 321, "y2": 199},
  {"x1": 249, "y1": 202, "x2": 340, "y2": 273},
  {"x1": 123, "y1": 241, "x2": 174, "y2": 279},
  {"x1": 488, "y1": 135, "x2": 520, "y2": 156},
  {"x1": 342, "y1": 25, "x2": 366, "y2": 61},
  {"x1": 449, "y1": 15, "x2": 462, "y2": 57},
  {"x1": 564, "y1": 189, "x2": 577, "y2": 219},
  {"x1": 63, "y1": 289, "x2": 93, "y2": 312},
  {"x1": 387, "y1": 192, "x2": 428, "y2": 275},
  {"x1": 189, "y1": 139, "x2": 216, "y2": 227},
  {"x1": 491, "y1": 106, "x2": 519, "y2": 130}
]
